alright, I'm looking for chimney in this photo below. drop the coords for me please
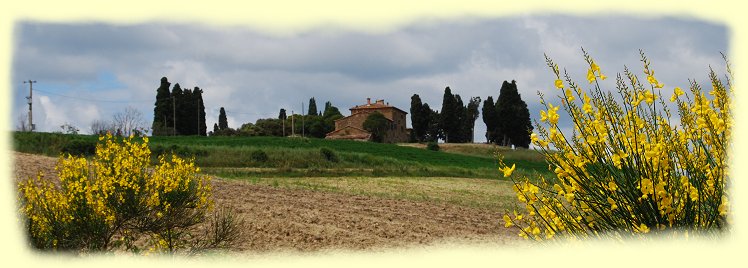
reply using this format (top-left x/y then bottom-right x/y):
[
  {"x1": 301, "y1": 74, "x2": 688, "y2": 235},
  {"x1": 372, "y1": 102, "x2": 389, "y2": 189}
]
[
  {"x1": 367, "y1": 98, "x2": 371, "y2": 105},
  {"x1": 376, "y1": 99, "x2": 384, "y2": 105}
]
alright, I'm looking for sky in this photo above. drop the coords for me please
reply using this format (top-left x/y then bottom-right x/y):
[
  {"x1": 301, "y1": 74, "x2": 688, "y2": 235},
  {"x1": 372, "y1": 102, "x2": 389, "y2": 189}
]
[{"x1": 10, "y1": 14, "x2": 728, "y2": 142}]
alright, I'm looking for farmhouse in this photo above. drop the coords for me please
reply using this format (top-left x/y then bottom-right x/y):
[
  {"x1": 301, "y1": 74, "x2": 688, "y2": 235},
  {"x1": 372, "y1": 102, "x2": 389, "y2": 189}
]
[{"x1": 325, "y1": 98, "x2": 410, "y2": 143}]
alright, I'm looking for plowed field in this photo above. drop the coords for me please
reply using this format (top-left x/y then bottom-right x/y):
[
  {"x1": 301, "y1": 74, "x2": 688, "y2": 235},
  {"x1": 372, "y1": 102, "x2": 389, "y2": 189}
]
[{"x1": 12, "y1": 152, "x2": 521, "y2": 253}]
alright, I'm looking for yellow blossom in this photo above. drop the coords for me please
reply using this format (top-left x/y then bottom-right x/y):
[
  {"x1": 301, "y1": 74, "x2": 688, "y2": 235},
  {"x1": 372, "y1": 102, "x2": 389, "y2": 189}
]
[
  {"x1": 501, "y1": 164, "x2": 516, "y2": 177},
  {"x1": 555, "y1": 79, "x2": 564, "y2": 89},
  {"x1": 503, "y1": 215, "x2": 513, "y2": 228}
]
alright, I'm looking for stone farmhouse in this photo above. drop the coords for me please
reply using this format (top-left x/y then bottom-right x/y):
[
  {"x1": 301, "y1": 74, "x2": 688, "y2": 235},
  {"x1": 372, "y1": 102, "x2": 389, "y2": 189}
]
[{"x1": 325, "y1": 98, "x2": 411, "y2": 143}]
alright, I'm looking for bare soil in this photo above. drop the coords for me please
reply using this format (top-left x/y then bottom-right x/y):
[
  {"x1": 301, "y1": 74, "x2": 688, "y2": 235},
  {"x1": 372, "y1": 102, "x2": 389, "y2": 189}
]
[{"x1": 12, "y1": 152, "x2": 521, "y2": 253}]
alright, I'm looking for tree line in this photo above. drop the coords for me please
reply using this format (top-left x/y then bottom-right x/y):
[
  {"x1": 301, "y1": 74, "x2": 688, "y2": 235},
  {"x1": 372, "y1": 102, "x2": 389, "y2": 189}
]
[
  {"x1": 410, "y1": 80, "x2": 532, "y2": 148},
  {"x1": 152, "y1": 77, "x2": 207, "y2": 136},
  {"x1": 149, "y1": 76, "x2": 532, "y2": 148},
  {"x1": 210, "y1": 97, "x2": 344, "y2": 138}
]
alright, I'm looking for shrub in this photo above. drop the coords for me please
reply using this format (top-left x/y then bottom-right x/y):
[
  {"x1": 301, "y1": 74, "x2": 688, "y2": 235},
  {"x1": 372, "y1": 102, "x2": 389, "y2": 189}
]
[
  {"x1": 501, "y1": 50, "x2": 731, "y2": 241},
  {"x1": 320, "y1": 147, "x2": 338, "y2": 162},
  {"x1": 250, "y1": 149, "x2": 269, "y2": 163},
  {"x1": 17, "y1": 133, "x2": 241, "y2": 253},
  {"x1": 426, "y1": 142, "x2": 440, "y2": 151}
]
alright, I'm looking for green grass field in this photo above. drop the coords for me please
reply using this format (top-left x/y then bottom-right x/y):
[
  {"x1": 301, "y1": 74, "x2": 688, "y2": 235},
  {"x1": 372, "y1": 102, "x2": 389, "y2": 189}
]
[{"x1": 11, "y1": 131, "x2": 550, "y2": 179}]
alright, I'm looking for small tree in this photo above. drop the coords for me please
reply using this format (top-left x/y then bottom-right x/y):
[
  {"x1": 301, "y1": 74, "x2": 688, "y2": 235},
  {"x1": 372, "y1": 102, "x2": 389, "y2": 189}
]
[
  {"x1": 363, "y1": 112, "x2": 390, "y2": 143},
  {"x1": 112, "y1": 106, "x2": 147, "y2": 137}
]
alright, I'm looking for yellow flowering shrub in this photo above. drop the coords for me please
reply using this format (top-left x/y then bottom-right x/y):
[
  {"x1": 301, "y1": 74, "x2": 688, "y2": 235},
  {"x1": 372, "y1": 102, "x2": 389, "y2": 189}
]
[
  {"x1": 17, "y1": 133, "x2": 223, "y2": 252},
  {"x1": 502, "y1": 49, "x2": 731, "y2": 241}
]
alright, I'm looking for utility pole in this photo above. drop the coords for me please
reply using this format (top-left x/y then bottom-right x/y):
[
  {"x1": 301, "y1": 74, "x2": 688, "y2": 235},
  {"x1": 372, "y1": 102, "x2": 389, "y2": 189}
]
[
  {"x1": 291, "y1": 110, "x2": 295, "y2": 136},
  {"x1": 301, "y1": 101, "x2": 305, "y2": 137},
  {"x1": 23, "y1": 80, "x2": 36, "y2": 131}
]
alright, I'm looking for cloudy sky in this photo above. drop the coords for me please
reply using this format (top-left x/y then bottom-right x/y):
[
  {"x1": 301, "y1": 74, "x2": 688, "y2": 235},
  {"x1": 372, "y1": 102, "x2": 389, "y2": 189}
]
[{"x1": 10, "y1": 14, "x2": 728, "y2": 141}]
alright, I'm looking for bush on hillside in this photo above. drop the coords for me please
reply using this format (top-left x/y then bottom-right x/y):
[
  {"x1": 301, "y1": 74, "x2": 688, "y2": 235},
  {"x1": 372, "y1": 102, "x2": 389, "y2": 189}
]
[
  {"x1": 17, "y1": 133, "x2": 243, "y2": 253},
  {"x1": 319, "y1": 147, "x2": 338, "y2": 162},
  {"x1": 250, "y1": 149, "x2": 269, "y2": 163}
]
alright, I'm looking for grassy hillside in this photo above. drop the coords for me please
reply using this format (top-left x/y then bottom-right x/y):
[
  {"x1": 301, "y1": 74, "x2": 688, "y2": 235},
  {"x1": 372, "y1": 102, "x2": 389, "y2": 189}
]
[{"x1": 11, "y1": 132, "x2": 550, "y2": 179}]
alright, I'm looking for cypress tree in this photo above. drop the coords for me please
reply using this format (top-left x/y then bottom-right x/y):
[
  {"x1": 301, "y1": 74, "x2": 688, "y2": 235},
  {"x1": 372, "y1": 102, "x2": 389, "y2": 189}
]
[
  {"x1": 179, "y1": 88, "x2": 195, "y2": 135},
  {"x1": 482, "y1": 96, "x2": 498, "y2": 143},
  {"x1": 440, "y1": 87, "x2": 458, "y2": 143},
  {"x1": 453, "y1": 94, "x2": 466, "y2": 142},
  {"x1": 194, "y1": 87, "x2": 207, "y2": 136},
  {"x1": 410, "y1": 94, "x2": 426, "y2": 142},
  {"x1": 152, "y1": 77, "x2": 172, "y2": 136},
  {"x1": 494, "y1": 80, "x2": 532, "y2": 148},
  {"x1": 218, "y1": 107, "x2": 228, "y2": 130},
  {"x1": 308, "y1": 97, "x2": 319, "y2": 116}
]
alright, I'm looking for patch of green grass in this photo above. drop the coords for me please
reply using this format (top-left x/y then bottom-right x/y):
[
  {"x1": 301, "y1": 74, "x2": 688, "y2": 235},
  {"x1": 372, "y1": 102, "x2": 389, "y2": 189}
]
[{"x1": 12, "y1": 132, "x2": 552, "y2": 179}]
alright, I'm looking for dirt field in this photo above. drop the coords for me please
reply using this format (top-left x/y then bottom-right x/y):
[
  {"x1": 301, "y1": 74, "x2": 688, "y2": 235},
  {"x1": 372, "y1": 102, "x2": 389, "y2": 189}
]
[{"x1": 12, "y1": 152, "x2": 522, "y2": 253}]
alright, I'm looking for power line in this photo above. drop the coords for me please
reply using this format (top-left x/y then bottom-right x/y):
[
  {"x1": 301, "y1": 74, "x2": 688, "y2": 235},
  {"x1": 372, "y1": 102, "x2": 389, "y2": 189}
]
[{"x1": 32, "y1": 88, "x2": 157, "y2": 103}]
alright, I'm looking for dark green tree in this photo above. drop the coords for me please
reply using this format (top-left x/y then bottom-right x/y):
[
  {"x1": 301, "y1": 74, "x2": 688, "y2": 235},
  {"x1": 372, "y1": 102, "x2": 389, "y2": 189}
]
[
  {"x1": 410, "y1": 94, "x2": 428, "y2": 142},
  {"x1": 322, "y1": 101, "x2": 342, "y2": 120},
  {"x1": 194, "y1": 87, "x2": 207, "y2": 136},
  {"x1": 494, "y1": 80, "x2": 533, "y2": 148},
  {"x1": 308, "y1": 97, "x2": 319, "y2": 116},
  {"x1": 278, "y1": 109, "x2": 287, "y2": 120},
  {"x1": 482, "y1": 96, "x2": 498, "y2": 143},
  {"x1": 218, "y1": 107, "x2": 229, "y2": 130},
  {"x1": 254, "y1": 118, "x2": 285, "y2": 136},
  {"x1": 177, "y1": 88, "x2": 195, "y2": 135},
  {"x1": 451, "y1": 94, "x2": 465, "y2": 142},
  {"x1": 363, "y1": 112, "x2": 390, "y2": 143},
  {"x1": 170, "y1": 83, "x2": 184, "y2": 135},
  {"x1": 306, "y1": 116, "x2": 329, "y2": 138},
  {"x1": 321, "y1": 101, "x2": 343, "y2": 137},
  {"x1": 152, "y1": 77, "x2": 173, "y2": 136},
  {"x1": 439, "y1": 87, "x2": 459, "y2": 143},
  {"x1": 213, "y1": 123, "x2": 219, "y2": 133}
]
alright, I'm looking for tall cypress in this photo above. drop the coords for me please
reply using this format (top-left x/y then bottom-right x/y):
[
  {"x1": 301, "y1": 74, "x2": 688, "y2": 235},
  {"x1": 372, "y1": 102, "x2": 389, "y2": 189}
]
[
  {"x1": 440, "y1": 87, "x2": 457, "y2": 143},
  {"x1": 482, "y1": 96, "x2": 498, "y2": 143},
  {"x1": 194, "y1": 87, "x2": 207, "y2": 136},
  {"x1": 152, "y1": 77, "x2": 172, "y2": 136},
  {"x1": 410, "y1": 94, "x2": 426, "y2": 142},
  {"x1": 495, "y1": 80, "x2": 532, "y2": 148},
  {"x1": 308, "y1": 97, "x2": 318, "y2": 116},
  {"x1": 453, "y1": 94, "x2": 466, "y2": 142},
  {"x1": 179, "y1": 88, "x2": 196, "y2": 135},
  {"x1": 218, "y1": 107, "x2": 228, "y2": 130}
]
